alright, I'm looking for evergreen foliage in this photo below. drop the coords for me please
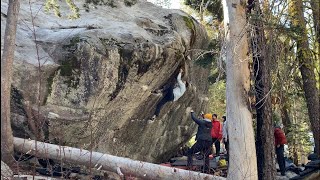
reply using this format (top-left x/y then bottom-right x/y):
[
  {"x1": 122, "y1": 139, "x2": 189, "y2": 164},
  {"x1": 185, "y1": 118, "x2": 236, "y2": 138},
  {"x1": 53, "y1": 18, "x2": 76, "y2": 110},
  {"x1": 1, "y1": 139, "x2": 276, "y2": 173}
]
[
  {"x1": 45, "y1": 0, "x2": 79, "y2": 19},
  {"x1": 184, "y1": 0, "x2": 223, "y2": 21},
  {"x1": 183, "y1": 0, "x2": 318, "y2": 165}
]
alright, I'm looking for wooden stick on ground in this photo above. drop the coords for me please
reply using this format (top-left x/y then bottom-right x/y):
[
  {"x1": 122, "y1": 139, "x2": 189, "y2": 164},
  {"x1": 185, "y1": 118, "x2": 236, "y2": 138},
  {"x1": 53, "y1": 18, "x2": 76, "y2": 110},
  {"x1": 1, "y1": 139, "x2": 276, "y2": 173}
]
[{"x1": 14, "y1": 137, "x2": 225, "y2": 180}]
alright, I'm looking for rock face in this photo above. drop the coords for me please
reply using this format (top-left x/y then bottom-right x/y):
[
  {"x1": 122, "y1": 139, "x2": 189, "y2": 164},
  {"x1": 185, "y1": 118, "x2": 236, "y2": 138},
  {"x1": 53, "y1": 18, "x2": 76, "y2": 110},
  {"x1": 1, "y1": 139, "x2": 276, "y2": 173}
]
[
  {"x1": 1, "y1": 161, "x2": 13, "y2": 179},
  {"x1": 1, "y1": 0, "x2": 210, "y2": 163}
]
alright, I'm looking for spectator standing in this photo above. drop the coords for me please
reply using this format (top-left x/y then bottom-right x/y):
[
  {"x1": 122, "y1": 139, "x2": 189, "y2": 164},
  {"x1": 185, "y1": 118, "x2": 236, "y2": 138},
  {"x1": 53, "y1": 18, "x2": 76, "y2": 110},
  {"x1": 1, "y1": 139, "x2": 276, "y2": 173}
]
[{"x1": 274, "y1": 124, "x2": 287, "y2": 176}]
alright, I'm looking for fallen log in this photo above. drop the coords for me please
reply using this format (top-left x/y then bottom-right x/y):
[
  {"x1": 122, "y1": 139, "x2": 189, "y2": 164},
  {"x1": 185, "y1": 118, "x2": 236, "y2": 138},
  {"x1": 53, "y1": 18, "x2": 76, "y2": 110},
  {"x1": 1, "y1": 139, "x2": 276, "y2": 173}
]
[{"x1": 14, "y1": 137, "x2": 225, "y2": 180}]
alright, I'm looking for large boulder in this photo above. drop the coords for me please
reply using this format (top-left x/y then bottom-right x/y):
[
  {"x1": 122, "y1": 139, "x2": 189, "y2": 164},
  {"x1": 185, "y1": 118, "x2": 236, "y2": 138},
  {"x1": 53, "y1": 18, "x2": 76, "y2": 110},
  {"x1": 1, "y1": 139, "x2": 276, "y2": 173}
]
[{"x1": 1, "y1": 0, "x2": 210, "y2": 163}]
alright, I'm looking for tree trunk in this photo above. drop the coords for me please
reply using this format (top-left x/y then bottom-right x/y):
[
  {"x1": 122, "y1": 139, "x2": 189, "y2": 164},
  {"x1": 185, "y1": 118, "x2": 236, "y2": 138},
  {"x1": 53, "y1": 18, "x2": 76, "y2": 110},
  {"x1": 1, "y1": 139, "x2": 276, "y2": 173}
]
[
  {"x1": 278, "y1": 46, "x2": 292, "y2": 135},
  {"x1": 1, "y1": 0, "x2": 20, "y2": 166},
  {"x1": 199, "y1": 0, "x2": 205, "y2": 22},
  {"x1": 310, "y1": 1, "x2": 320, "y2": 143},
  {"x1": 221, "y1": 0, "x2": 258, "y2": 179},
  {"x1": 280, "y1": 101, "x2": 292, "y2": 135},
  {"x1": 293, "y1": 143, "x2": 299, "y2": 165},
  {"x1": 250, "y1": 2, "x2": 276, "y2": 180},
  {"x1": 13, "y1": 137, "x2": 225, "y2": 180},
  {"x1": 310, "y1": 0, "x2": 319, "y2": 60},
  {"x1": 289, "y1": 0, "x2": 320, "y2": 155}
]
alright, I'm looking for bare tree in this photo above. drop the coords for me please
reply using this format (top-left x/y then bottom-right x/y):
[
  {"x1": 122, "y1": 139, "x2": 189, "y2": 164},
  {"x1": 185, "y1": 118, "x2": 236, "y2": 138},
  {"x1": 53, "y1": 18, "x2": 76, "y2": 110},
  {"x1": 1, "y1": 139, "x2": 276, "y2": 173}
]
[
  {"x1": 1, "y1": 0, "x2": 20, "y2": 166},
  {"x1": 221, "y1": 0, "x2": 258, "y2": 179},
  {"x1": 199, "y1": 0, "x2": 205, "y2": 21}
]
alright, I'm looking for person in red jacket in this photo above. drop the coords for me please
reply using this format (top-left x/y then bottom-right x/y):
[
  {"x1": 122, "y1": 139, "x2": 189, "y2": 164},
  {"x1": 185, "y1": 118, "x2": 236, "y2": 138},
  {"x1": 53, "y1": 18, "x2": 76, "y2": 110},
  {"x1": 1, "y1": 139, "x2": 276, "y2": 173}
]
[
  {"x1": 211, "y1": 114, "x2": 222, "y2": 160},
  {"x1": 274, "y1": 125, "x2": 287, "y2": 176}
]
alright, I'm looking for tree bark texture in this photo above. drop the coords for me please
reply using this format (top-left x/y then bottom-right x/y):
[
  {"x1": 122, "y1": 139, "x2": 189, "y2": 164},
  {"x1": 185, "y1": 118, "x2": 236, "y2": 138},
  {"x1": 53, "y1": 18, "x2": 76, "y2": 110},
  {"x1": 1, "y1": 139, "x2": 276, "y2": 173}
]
[
  {"x1": 310, "y1": 0, "x2": 319, "y2": 59},
  {"x1": 250, "y1": 1, "x2": 276, "y2": 180},
  {"x1": 1, "y1": 0, "x2": 20, "y2": 166},
  {"x1": 222, "y1": 0, "x2": 258, "y2": 179},
  {"x1": 199, "y1": 0, "x2": 205, "y2": 22},
  {"x1": 280, "y1": 101, "x2": 292, "y2": 135},
  {"x1": 289, "y1": 0, "x2": 320, "y2": 155},
  {"x1": 13, "y1": 137, "x2": 225, "y2": 180}
]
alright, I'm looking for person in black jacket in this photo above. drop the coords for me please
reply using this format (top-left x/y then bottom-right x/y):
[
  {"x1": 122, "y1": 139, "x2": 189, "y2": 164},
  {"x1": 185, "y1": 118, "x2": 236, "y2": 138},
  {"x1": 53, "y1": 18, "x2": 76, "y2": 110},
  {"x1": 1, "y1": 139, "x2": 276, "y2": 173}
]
[{"x1": 187, "y1": 109, "x2": 213, "y2": 173}]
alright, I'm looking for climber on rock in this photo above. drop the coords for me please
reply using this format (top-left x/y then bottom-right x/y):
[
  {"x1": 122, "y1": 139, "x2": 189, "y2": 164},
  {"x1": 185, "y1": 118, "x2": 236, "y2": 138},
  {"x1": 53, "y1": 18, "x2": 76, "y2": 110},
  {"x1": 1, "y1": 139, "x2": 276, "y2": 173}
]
[{"x1": 151, "y1": 68, "x2": 188, "y2": 120}]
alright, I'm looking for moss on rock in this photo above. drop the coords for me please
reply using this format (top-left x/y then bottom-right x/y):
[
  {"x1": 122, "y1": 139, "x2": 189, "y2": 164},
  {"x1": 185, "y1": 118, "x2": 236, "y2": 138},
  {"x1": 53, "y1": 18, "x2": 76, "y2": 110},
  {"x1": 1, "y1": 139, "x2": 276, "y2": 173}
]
[{"x1": 183, "y1": 16, "x2": 196, "y2": 46}]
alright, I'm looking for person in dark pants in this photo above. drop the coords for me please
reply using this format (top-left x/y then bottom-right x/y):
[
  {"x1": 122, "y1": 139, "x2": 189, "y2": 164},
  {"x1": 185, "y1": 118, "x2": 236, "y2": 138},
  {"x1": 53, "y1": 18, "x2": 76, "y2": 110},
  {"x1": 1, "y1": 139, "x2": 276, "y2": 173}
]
[
  {"x1": 187, "y1": 110, "x2": 213, "y2": 173},
  {"x1": 153, "y1": 85, "x2": 174, "y2": 118},
  {"x1": 274, "y1": 125, "x2": 287, "y2": 176},
  {"x1": 152, "y1": 69, "x2": 187, "y2": 120},
  {"x1": 211, "y1": 114, "x2": 222, "y2": 160}
]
